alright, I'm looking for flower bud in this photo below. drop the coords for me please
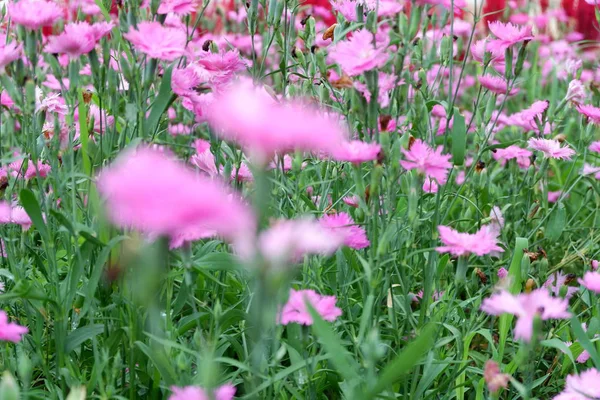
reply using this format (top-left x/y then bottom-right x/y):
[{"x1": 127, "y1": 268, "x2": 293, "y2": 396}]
[
  {"x1": 565, "y1": 79, "x2": 586, "y2": 105},
  {"x1": 0, "y1": 372, "x2": 19, "y2": 400}
]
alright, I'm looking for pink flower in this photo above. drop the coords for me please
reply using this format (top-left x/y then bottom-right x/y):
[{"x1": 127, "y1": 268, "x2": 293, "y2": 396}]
[
  {"x1": 484, "y1": 360, "x2": 509, "y2": 393},
  {"x1": 589, "y1": 141, "x2": 600, "y2": 153},
  {"x1": 478, "y1": 75, "x2": 519, "y2": 95},
  {"x1": 0, "y1": 311, "x2": 27, "y2": 343},
  {"x1": 196, "y1": 50, "x2": 247, "y2": 87},
  {"x1": 565, "y1": 79, "x2": 586, "y2": 104},
  {"x1": 8, "y1": 0, "x2": 63, "y2": 30},
  {"x1": 320, "y1": 212, "x2": 369, "y2": 249},
  {"x1": 69, "y1": 0, "x2": 102, "y2": 15},
  {"x1": 190, "y1": 139, "x2": 218, "y2": 177},
  {"x1": 471, "y1": 39, "x2": 505, "y2": 64},
  {"x1": 96, "y1": 147, "x2": 255, "y2": 243},
  {"x1": 169, "y1": 384, "x2": 235, "y2": 400},
  {"x1": 548, "y1": 191, "x2": 564, "y2": 203},
  {"x1": 279, "y1": 289, "x2": 342, "y2": 325},
  {"x1": 206, "y1": 80, "x2": 347, "y2": 160},
  {"x1": 23, "y1": 160, "x2": 51, "y2": 180},
  {"x1": 0, "y1": 35, "x2": 22, "y2": 70},
  {"x1": 436, "y1": 225, "x2": 504, "y2": 257},
  {"x1": 0, "y1": 202, "x2": 33, "y2": 231},
  {"x1": 493, "y1": 145, "x2": 532, "y2": 169},
  {"x1": 507, "y1": 100, "x2": 548, "y2": 131},
  {"x1": 123, "y1": 22, "x2": 187, "y2": 61},
  {"x1": 343, "y1": 195, "x2": 360, "y2": 208},
  {"x1": 497, "y1": 267, "x2": 508, "y2": 279},
  {"x1": 579, "y1": 271, "x2": 600, "y2": 293},
  {"x1": 327, "y1": 30, "x2": 388, "y2": 76},
  {"x1": 36, "y1": 93, "x2": 68, "y2": 115},
  {"x1": 553, "y1": 369, "x2": 600, "y2": 400},
  {"x1": 481, "y1": 289, "x2": 570, "y2": 342},
  {"x1": 593, "y1": 260, "x2": 599, "y2": 271},
  {"x1": 331, "y1": 140, "x2": 381, "y2": 164},
  {"x1": 487, "y1": 21, "x2": 534, "y2": 53},
  {"x1": 528, "y1": 138, "x2": 575, "y2": 160},
  {"x1": 400, "y1": 139, "x2": 452, "y2": 185},
  {"x1": 158, "y1": 0, "x2": 201, "y2": 15},
  {"x1": 577, "y1": 104, "x2": 600, "y2": 124},
  {"x1": 544, "y1": 272, "x2": 578, "y2": 299},
  {"x1": 415, "y1": 0, "x2": 466, "y2": 9}
]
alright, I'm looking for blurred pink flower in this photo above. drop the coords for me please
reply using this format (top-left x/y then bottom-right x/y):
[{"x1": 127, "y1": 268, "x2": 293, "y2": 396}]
[
  {"x1": 577, "y1": 104, "x2": 600, "y2": 124},
  {"x1": 497, "y1": 267, "x2": 508, "y2": 279},
  {"x1": 484, "y1": 360, "x2": 509, "y2": 393},
  {"x1": 320, "y1": 212, "x2": 369, "y2": 249},
  {"x1": 548, "y1": 191, "x2": 565, "y2": 203},
  {"x1": 528, "y1": 138, "x2": 575, "y2": 160},
  {"x1": 478, "y1": 75, "x2": 519, "y2": 95},
  {"x1": 0, "y1": 311, "x2": 27, "y2": 343},
  {"x1": 487, "y1": 21, "x2": 534, "y2": 53},
  {"x1": 436, "y1": 225, "x2": 503, "y2": 257},
  {"x1": 493, "y1": 145, "x2": 532, "y2": 169},
  {"x1": 0, "y1": 35, "x2": 22, "y2": 70},
  {"x1": 589, "y1": 141, "x2": 600, "y2": 153},
  {"x1": 331, "y1": 140, "x2": 381, "y2": 164},
  {"x1": 544, "y1": 272, "x2": 578, "y2": 299},
  {"x1": 579, "y1": 271, "x2": 600, "y2": 293},
  {"x1": 327, "y1": 30, "x2": 388, "y2": 76},
  {"x1": 507, "y1": 100, "x2": 548, "y2": 131},
  {"x1": 0, "y1": 202, "x2": 33, "y2": 231},
  {"x1": 481, "y1": 289, "x2": 570, "y2": 341},
  {"x1": 423, "y1": 177, "x2": 439, "y2": 193},
  {"x1": 23, "y1": 160, "x2": 51, "y2": 180},
  {"x1": 279, "y1": 289, "x2": 342, "y2": 325},
  {"x1": 593, "y1": 260, "x2": 599, "y2": 270},
  {"x1": 124, "y1": 22, "x2": 187, "y2": 61},
  {"x1": 169, "y1": 384, "x2": 235, "y2": 400},
  {"x1": 36, "y1": 93, "x2": 68, "y2": 115},
  {"x1": 471, "y1": 39, "x2": 505, "y2": 64},
  {"x1": 8, "y1": 0, "x2": 63, "y2": 30},
  {"x1": 400, "y1": 139, "x2": 452, "y2": 185},
  {"x1": 565, "y1": 80, "x2": 586, "y2": 105},
  {"x1": 69, "y1": 0, "x2": 102, "y2": 15},
  {"x1": 554, "y1": 369, "x2": 600, "y2": 400},
  {"x1": 196, "y1": 50, "x2": 247, "y2": 87},
  {"x1": 415, "y1": 0, "x2": 466, "y2": 8},
  {"x1": 96, "y1": 147, "x2": 255, "y2": 242},
  {"x1": 158, "y1": 0, "x2": 201, "y2": 15}
]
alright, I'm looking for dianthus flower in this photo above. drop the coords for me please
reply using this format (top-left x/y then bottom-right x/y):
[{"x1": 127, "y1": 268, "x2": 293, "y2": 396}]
[{"x1": 279, "y1": 289, "x2": 342, "y2": 325}]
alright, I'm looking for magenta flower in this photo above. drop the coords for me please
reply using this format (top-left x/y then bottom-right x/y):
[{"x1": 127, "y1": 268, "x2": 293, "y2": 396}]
[
  {"x1": 45, "y1": 22, "x2": 113, "y2": 58},
  {"x1": 279, "y1": 289, "x2": 342, "y2": 325},
  {"x1": 327, "y1": 30, "x2": 388, "y2": 76},
  {"x1": 589, "y1": 141, "x2": 600, "y2": 153},
  {"x1": 158, "y1": 0, "x2": 200, "y2": 15},
  {"x1": 484, "y1": 360, "x2": 509, "y2": 393},
  {"x1": 548, "y1": 191, "x2": 565, "y2": 203},
  {"x1": 169, "y1": 384, "x2": 235, "y2": 400},
  {"x1": 481, "y1": 289, "x2": 570, "y2": 342},
  {"x1": 196, "y1": 50, "x2": 247, "y2": 87},
  {"x1": 190, "y1": 139, "x2": 218, "y2": 177},
  {"x1": 487, "y1": 21, "x2": 534, "y2": 53},
  {"x1": 0, "y1": 202, "x2": 33, "y2": 231},
  {"x1": 207, "y1": 80, "x2": 347, "y2": 160},
  {"x1": 544, "y1": 272, "x2": 578, "y2": 299},
  {"x1": 8, "y1": 0, "x2": 63, "y2": 30},
  {"x1": 123, "y1": 22, "x2": 187, "y2": 61},
  {"x1": 0, "y1": 311, "x2": 27, "y2": 343},
  {"x1": 96, "y1": 147, "x2": 255, "y2": 242},
  {"x1": 497, "y1": 267, "x2": 508, "y2": 279},
  {"x1": 436, "y1": 225, "x2": 503, "y2": 257},
  {"x1": 528, "y1": 138, "x2": 576, "y2": 160},
  {"x1": 331, "y1": 140, "x2": 381, "y2": 164},
  {"x1": 579, "y1": 271, "x2": 600, "y2": 293},
  {"x1": 507, "y1": 100, "x2": 548, "y2": 131},
  {"x1": 0, "y1": 35, "x2": 22, "y2": 71},
  {"x1": 554, "y1": 369, "x2": 600, "y2": 400},
  {"x1": 577, "y1": 104, "x2": 600, "y2": 124},
  {"x1": 320, "y1": 212, "x2": 369, "y2": 250},
  {"x1": 492, "y1": 145, "x2": 532, "y2": 169},
  {"x1": 400, "y1": 139, "x2": 452, "y2": 185},
  {"x1": 478, "y1": 75, "x2": 519, "y2": 95}
]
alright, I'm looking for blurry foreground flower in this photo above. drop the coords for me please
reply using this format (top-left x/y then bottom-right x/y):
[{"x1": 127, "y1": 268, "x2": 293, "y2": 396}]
[
  {"x1": 169, "y1": 384, "x2": 235, "y2": 400},
  {"x1": 484, "y1": 360, "x2": 509, "y2": 393},
  {"x1": 8, "y1": 0, "x2": 63, "y2": 30},
  {"x1": 553, "y1": 369, "x2": 600, "y2": 400},
  {"x1": 279, "y1": 289, "x2": 342, "y2": 325},
  {"x1": 436, "y1": 225, "x2": 503, "y2": 257},
  {"x1": 0, "y1": 311, "x2": 27, "y2": 343},
  {"x1": 331, "y1": 140, "x2": 381, "y2": 164},
  {"x1": 158, "y1": 0, "x2": 201, "y2": 15},
  {"x1": 579, "y1": 271, "x2": 600, "y2": 293},
  {"x1": 320, "y1": 212, "x2": 369, "y2": 249}
]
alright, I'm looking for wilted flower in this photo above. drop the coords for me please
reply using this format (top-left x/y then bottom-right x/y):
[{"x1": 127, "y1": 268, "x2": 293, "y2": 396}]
[
  {"x1": 279, "y1": 289, "x2": 342, "y2": 325},
  {"x1": 320, "y1": 212, "x2": 369, "y2": 249},
  {"x1": 123, "y1": 22, "x2": 187, "y2": 61},
  {"x1": 436, "y1": 225, "x2": 503, "y2": 257},
  {"x1": 0, "y1": 311, "x2": 27, "y2": 343},
  {"x1": 327, "y1": 29, "x2": 388, "y2": 76},
  {"x1": 484, "y1": 360, "x2": 509, "y2": 393},
  {"x1": 553, "y1": 369, "x2": 600, "y2": 400},
  {"x1": 528, "y1": 138, "x2": 575, "y2": 160},
  {"x1": 169, "y1": 384, "x2": 236, "y2": 400}
]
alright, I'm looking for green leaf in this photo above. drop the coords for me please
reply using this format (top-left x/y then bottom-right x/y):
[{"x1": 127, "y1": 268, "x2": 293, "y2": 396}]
[
  {"x1": 146, "y1": 66, "x2": 176, "y2": 137},
  {"x1": 19, "y1": 189, "x2": 49, "y2": 241},
  {"x1": 571, "y1": 315, "x2": 600, "y2": 369},
  {"x1": 546, "y1": 203, "x2": 566, "y2": 242},
  {"x1": 135, "y1": 341, "x2": 177, "y2": 384},
  {"x1": 451, "y1": 108, "x2": 466, "y2": 166},
  {"x1": 65, "y1": 324, "x2": 104, "y2": 353}
]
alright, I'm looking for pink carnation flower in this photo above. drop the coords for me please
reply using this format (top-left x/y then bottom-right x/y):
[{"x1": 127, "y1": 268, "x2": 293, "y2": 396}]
[
  {"x1": 0, "y1": 310, "x2": 28, "y2": 343},
  {"x1": 0, "y1": 202, "x2": 33, "y2": 230},
  {"x1": 481, "y1": 289, "x2": 570, "y2": 342},
  {"x1": 436, "y1": 225, "x2": 503, "y2": 257},
  {"x1": 8, "y1": 0, "x2": 63, "y2": 30},
  {"x1": 544, "y1": 272, "x2": 578, "y2": 299},
  {"x1": 577, "y1": 104, "x2": 600, "y2": 124},
  {"x1": 69, "y1": 0, "x2": 102, "y2": 15},
  {"x1": 320, "y1": 212, "x2": 369, "y2": 249},
  {"x1": 507, "y1": 100, "x2": 548, "y2": 131},
  {"x1": 0, "y1": 35, "x2": 22, "y2": 71},
  {"x1": 158, "y1": 0, "x2": 201, "y2": 15},
  {"x1": 487, "y1": 21, "x2": 534, "y2": 53},
  {"x1": 327, "y1": 29, "x2": 388, "y2": 76},
  {"x1": 45, "y1": 22, "x2": 114, "y2": 58},
  {"x1": 471, "y1": 39, "x2": 505, "y2": 64},
  {"x1": 96, "y1": 147, "x2": 255, "y2": 243},
  {"x1": 484, "y1": 360, "x2": 509, "y2": 393},
  {"x1": 169, "y1": 384, "x2": 235, "y2": 400},
  {"x1": 196, "y1": 50, "x2": 247, "y2": 87},
  {"x1": 400, "y1": 139, "x2": 452, "y2": 185},
  {"x1": 331, "y1": 140, "x2": 381, "y2": 164},
  {"x1": 190, "y1": 139, "x2": 218, "y2": 177},
  {"x1": 493, "y1": 145, "x2": 532, "y2": 169},
  {"x1": 554, "y1": 369, "x2": 600, "y2": 400},
  {"x1": 478, "y1": 75, "x2": 519, "y2": 95},
  {"x1": 589, "y1": 141, "x2": 600, "y2": 153},
  {"x1": 279, "y1": 289, "x2": 342, "y2": 325},
  {"x1": 497, "y1": 267, "x2": 508, "y2": 279},
  {"x1": 123, "y1": 21, "x2": 187, "y2": 61},
  {"x1": 528, "y1": 138, "x2": 575, "y2": 160},
  {"x1": 579, "y1": 271, "x2": 600, "y2": 293},
  {"x1": 415, "y1": 0, "x2": 466, "y2": 8},
  {"x1": 548, "y1": 191, "x2": 565, "y2": 203}
]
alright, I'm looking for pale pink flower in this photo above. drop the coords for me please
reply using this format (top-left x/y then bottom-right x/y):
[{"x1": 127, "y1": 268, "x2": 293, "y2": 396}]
[
  {"x1": 331, "y1": 140, "x2": 381, "y2": 164},
  {"x1": 168, "y1": 124, "x2": 193, "y2": 136},
  {"x1": 489, "y1": 206, "x2": 504, "y2": 232},
  {"x1": 96, "y1": 147, "x2": 255, "y2": 242},
  {"x1": 400, "y1": 139, "x2": 452, "y2": 185},
  {"x1": 36, "y1": 93, "x2": 68, "y2": 115},
  {"x1": 584, "y1": 0, "x2": 600, "y2": 4},
  {"x1": 481, "y1": 289, "x2": 570, "y2": 341},
  {"x1": 207, "y1": 80, "x2": 347, "y2": 160},
  {"x1": 487, "y1": 21, "x2": 534, "y2": 53},
  {"x1": 593, "y1": 260, "x2": 599, "y2": 271},
  {"x1": 343, "y1": 195, "x2": 360, "y2": 208},
  {"x1": 279, "y1": 289, "x2": 342, "y2": 325},
  {"x1": 23, "y1": 160, "x2": 51, "y2": 180},
  {"x1": 493, "y1": 145, "x2": 531, "y2": 169},
  {"x1": 172, "y1": 65, "x2": 203, "y2": 98},
  {"x1": 565, "y1": 79, "x2": 586, "y2": 105},
  {"x1": 423, "y1": 177, "x2": 439, "y2": 193},
  {"x1": 507, "y1": 100, "x2": 548, "y2": 131},
  {"x1": 89, "y1": 104, "x2": 115, "y2": 134},
  {"x1": 582, "y1": 163, "x2": 600, "y2": 179},
  {"x1": 69, "y1": 0, "x2": 102, "y2": 15},
  {"x1": 436, "y1": 225, "x2": 503, "y2": 257},
  {"x1": 169, "y1": 384, "x2": 235, "y2": 400},
  {"x1": 478, "y1": 75, "x2": 518, "y2": 95},
  {"x1": 124, "y1": 22, "x2": 187, "y2": 61},
  {"x1": 528, "y1": 138, "x2": 575, "y2": 160},
  {"x1": 484, "y1": 360, "x2": 509, "y2": 393},
  {"x1": 9, "y1": 206, "x2": 33, "y2": 231},
  {"x1": 589, "y1": 141, "x2": 600, "y2": 153},
  {"x1": 553, "y1": 369, "x2": 600, "y2": 400},
  {"x1": 544, "y1": 272, "x2": 578, "y2": 299},
  {"x1": 577, "y1": 104, "x2": 600, "y2": 124},
  {"x1": 320, "y1": 212, "x2": 369, "y2": 249},
  {"x1": 497, "y1": 267, "x2": 508, "y2": 279},
  {"x1": 8, "y1": 0, "x2": 63, "y2": 30},
  {"x1": 0, "y1": 311, "x2": 27, "y2": 343},
  {"x1": 158, "y1": 0, "x2": 201, "y2": 15},
  {"x1": 548, "y1": 191, "x2": 564, "y2": 203},
  {"x1": 327, "y1": 29, "x2": 388, "y2": 76},
  {"x1": 0, "y1": 35, "x2": 22, "y2": 70},
  {"x1": 471, "y1": 39, "x2": 505, "y2": 64},
  {"x1": 579, "y1": 271, "x2": 600, "y2": 293}
]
